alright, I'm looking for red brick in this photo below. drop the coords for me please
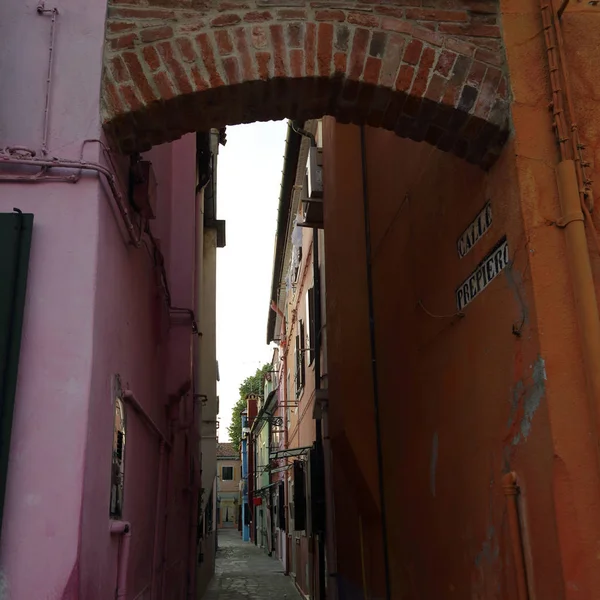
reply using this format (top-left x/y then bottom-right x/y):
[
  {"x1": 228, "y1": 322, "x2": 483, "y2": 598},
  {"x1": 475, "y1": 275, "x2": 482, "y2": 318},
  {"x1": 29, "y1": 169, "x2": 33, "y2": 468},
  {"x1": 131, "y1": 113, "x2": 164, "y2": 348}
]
[
  {"x1": 381, "y1": 17, "x2": 409, "y2": 34},
  {"x1": 217, "y1": 1, "x2": 250, "y2": 11},
  {"x1": 110, "y1": 56, "x2": 130, "y2": 83},
  {"x1": 123, "y1": 51, "x2": 157, "y2": 103},
  {"x1": 157, "y1": 41, "x2": 193, "y2": 94},
  {"x1": 120, "y1": 84, "x2": 142, "y2": 110},
  {"x1": 380, "y1": 33, "x2": 404, "y2": 87},
  {"x1": 111, "y1": 33, "x2": 138, "y2": 50},
  {"x1": 466, "y1": 60, "x2": 486, "y2": 87},
  {"x1": 141, "y1": 26, "x2": 173, "y2": 43},
  {"x1": 190, "y1": 65, "x2": 209, "y2": 90},
  {"x1": 196, "y1": 33, "x2": 225, "y2": 87},
  {"x1": 278, "y1": 9, "x2": 306, "y2": 19},
  {"x1": 438, "y1": 23, "x2": 500, "y2": 38},
  {"x1": 244, "y1": 11, "x2": 272, "y2": 22},
  {"x1": 215, "y1": 30, "x2": 234, "y2": 55},
  {"x1": 395, "y1": 64, "x2": 415, "y2": 92},
  {"x1": 442, "y1": 55, "x2": 471, "y2": 105},
  {"x1": 402, "y1": 39, "x2": 423, "y2": 65},
  {"x1": 410, "y1": 46, "x2": 435, "y2": 96},
  {"x1": 290, "y1": 48, "x2": 304, "y2": 77},
  {"x1": 406, "y1": 8, "x2": 468, "y2": 21},
  {"x1": 316, "y1": 9, "x2": 345, "y2": 22},
  {"x1": 256, "y1": 51, "x2": 271, "y2": 80},
  {"x1": 317, "y1": 22, "x2": 334, "y2": 76},
  {"x1": 153, "y1": 72, "x2": 176, "y2": 100},
  {"x1": 458, "y1": 0, "x2": 497, "y2": 14},
  {"x1": 474, "y1": 47, "x2": 503, "y2": 67},
  {"x1": 178, "y1": 20, "x2": 206, "y2": 34},
  {"x1": 270, "y1": 24, "x2": 287, "y2": 77},
  {"x1": 347, "y1": 13, "x2": 380, "y2": 27},
  {"x1": 424, "y1": 72, "x2": 447, "y2": 102},
  {"x1": 305, "y1": 22, "x2": 317, "y2": 76},
  {"x1": 108, "y1": 7, "x2": 176, "y2": 19},
  {"x1": 363, "y1": 56, "x2": 382, "y2": 85},
  {"x1": 473, "y1": 65, "x2": 502, "y2": 117},
  {"x1": 142, "y1": 46, "x2": 162, "y2": 71},
  {"x1": 409, "y1": 23, "x2": 444, "y2": 46},
  {"x1": 333, "y1": 51, "x2": 347, "y2": 75},
  {"x1": 251, "y1": 25, "x2": 268, "y2": 49},
  {"x1": 435, "y1": 50, "x2": 456, "y2": 77},
  {"x1": 287, "y1": 23, "x2": 303, "y2": 48},
  {"x1": 348, "y1": 28, "x2": 369, "y2": 80},
  {"x1": 107, "y1": 21, "x2": 137, "y2": 33},
  {"x1": 444, "y1": 37, "x2": 476, "y2": 57},
  {"x1": 211, "y1": 14, "x2": 242, "y2": 27},
  {"x1": 497, "y1": 75, "x2": 508, "y2": 99},
  {"x1": 176, "y1": 37, "x2": 197, "y2": 62},
  {"x1": 375, "y1": 6, "x2": 404, "y2": 18},
  {"x1": 222, "y1": 56, "x2": 240, "y2": 84},
  {"x1": 234, "y1": 28, "x2": 255, "y2": 80},
  {"x1": 104, "y1": 81, "x2": 125, "y2": 113}
]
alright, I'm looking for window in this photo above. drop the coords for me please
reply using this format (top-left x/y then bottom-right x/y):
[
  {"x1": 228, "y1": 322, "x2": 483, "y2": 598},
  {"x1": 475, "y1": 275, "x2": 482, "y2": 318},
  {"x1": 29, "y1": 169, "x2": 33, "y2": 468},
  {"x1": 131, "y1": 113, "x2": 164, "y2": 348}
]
[
  {"x1": 295, "y1": 321, "x2": 305, "y2": 398},
  {"x1": 222, "y1": 466, "x2": 233, "y2": 481},
  {"x1": 110, "y1": 398, "x2": 126, "y2": 519},
  {"x1": 306, "y1": 287, "x2": 315, "y2": 365}
]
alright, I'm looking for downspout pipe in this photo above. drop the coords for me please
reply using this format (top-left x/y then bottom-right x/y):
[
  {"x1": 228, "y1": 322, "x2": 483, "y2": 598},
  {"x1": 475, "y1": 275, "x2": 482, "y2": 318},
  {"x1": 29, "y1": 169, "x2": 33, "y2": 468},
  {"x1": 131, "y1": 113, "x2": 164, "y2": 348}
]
[
  {"x1": 556, "y1": 160, "x2": 600, "y2": 439},
  {"x1": 360, "y1": 125, "x2": 392, "y2": 600},
  {"x1": 110, "y1": 520, "x2": 132, "y2": 599},
  {"x1": 502, "y1": 473, "x2": 529, "y2": 600}
]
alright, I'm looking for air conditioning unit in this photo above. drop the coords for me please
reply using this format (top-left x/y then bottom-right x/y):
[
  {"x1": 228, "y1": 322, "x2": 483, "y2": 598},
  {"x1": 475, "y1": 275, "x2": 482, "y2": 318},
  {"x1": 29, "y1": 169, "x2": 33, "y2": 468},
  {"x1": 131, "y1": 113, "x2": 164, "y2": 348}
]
[
  {"x1": 301, "y1": 146, "x2": 324, "y2": 228},
  {"x1": 306, "y1": 146, "x2": 323, "y2": 199},
  {"x1": 131, "y1": 160, "x2": 158, "y2": 219}
]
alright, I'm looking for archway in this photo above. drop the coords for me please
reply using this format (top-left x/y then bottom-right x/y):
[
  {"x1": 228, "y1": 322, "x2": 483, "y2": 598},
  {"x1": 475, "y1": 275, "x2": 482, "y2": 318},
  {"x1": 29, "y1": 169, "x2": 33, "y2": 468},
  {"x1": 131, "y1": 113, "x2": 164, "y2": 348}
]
[{"x1": 102, "y1": 0, "x2": 509, "y2": 167}]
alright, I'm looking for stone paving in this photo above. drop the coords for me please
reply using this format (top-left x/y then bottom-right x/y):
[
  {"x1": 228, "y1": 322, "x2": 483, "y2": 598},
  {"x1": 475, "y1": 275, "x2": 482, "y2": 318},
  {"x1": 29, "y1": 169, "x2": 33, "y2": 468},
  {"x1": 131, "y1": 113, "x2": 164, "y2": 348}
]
[{"x1": 202, "y1": 529, "x2": 300, "y2": 600}]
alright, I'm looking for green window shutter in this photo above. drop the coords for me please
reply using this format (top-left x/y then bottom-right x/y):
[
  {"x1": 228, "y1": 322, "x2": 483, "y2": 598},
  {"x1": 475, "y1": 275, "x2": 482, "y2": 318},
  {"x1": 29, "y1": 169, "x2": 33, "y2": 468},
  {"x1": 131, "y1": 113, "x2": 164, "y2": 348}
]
[{"x1": 0, "y1": 211, "x2": 34, "y2": 531}]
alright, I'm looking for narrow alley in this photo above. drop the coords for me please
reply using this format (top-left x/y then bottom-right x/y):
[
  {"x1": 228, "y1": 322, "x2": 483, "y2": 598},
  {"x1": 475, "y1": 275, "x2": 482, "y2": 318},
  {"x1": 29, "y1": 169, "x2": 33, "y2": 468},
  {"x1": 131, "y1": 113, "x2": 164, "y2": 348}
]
[{"x1": 203, "y1": 530, "x2": 299, "y2": 600}]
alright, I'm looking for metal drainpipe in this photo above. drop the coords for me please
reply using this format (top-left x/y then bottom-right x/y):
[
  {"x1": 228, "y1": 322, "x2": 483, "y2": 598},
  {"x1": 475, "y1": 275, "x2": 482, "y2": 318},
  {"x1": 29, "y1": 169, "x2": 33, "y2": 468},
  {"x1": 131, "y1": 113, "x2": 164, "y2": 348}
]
[
  {"x1": 313, "y1": 227, "x2": 326, "y2": 600},
  {"x1": 541, "y1": 1, "x2": 600, "y2": 457},
  {"x1": 359, "y1": 125, "x2": 392, "y2": 600},
  {"x1": 110, "y1": 520, "x2": 132, "y2": 599},
  {"x1": 502, "y1": 473, "x2": 529, "y2": 600}
]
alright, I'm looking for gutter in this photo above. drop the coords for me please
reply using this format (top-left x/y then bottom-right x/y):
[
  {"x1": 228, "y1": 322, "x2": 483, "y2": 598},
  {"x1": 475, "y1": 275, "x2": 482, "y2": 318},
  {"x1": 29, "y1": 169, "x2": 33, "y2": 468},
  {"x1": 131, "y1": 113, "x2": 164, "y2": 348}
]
[
  {"x1": 266, "y1": 120, "x2": 304, "y2": 344},
  {"x1": 250, "y1": 389, "x2": 278, "y2": 436}
]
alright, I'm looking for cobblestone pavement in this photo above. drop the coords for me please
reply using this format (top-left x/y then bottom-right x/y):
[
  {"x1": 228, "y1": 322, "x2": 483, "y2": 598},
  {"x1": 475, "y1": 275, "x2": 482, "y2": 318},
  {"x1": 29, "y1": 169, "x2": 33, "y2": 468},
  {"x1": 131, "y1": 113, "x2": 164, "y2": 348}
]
[{"x1": 202, "y1": 529, "x2": 300, "y2": 600}]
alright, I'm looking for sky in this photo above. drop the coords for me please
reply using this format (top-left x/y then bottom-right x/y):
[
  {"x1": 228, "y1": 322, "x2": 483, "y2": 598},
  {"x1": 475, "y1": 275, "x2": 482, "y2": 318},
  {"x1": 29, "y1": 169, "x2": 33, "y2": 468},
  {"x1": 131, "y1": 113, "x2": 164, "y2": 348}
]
[{"x1": 215, "y1": 120, "x2": 288, "y2": 441}]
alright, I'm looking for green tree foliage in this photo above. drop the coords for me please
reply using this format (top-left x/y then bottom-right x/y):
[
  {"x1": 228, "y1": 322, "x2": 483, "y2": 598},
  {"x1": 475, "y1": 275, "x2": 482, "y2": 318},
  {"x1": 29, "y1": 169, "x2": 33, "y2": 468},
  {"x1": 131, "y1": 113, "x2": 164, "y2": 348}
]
[{"x1": 228, "y1": 363, "x2": 271, "y2": 451}]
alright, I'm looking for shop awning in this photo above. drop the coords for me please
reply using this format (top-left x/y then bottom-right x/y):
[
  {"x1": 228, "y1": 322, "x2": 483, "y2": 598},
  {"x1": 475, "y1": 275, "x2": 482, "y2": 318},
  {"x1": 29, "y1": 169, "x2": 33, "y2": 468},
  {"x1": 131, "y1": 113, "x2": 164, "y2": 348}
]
[{"x1": 269, "y1": 445, "x2": 312, "y2": 460}]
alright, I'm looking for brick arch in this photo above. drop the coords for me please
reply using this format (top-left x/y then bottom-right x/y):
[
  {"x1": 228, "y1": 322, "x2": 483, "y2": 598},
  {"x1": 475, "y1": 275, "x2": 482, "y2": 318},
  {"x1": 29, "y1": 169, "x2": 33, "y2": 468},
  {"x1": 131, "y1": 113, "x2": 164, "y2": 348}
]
[{"x1": 102, "y1": 0, "x2": 510, "y2": 167}]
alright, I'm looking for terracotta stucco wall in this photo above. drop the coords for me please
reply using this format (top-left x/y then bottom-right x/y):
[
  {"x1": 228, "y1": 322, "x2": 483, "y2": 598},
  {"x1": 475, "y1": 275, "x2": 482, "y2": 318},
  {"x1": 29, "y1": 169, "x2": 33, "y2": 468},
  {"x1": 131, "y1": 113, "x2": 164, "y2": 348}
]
[
  {"x1": 322, "y1": 3, "x2": 600, "y2": 597},
  {"x1": 322, "y1": 120, "x2": 563, "y2": 598}
]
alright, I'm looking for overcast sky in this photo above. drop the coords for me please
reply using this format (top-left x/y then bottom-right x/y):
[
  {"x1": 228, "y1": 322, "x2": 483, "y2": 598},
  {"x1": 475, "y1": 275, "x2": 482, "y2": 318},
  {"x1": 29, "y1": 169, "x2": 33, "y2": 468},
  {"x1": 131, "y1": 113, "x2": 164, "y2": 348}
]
[{"x1": 215, "y1": 120, "x2": 288, "y2": 440}]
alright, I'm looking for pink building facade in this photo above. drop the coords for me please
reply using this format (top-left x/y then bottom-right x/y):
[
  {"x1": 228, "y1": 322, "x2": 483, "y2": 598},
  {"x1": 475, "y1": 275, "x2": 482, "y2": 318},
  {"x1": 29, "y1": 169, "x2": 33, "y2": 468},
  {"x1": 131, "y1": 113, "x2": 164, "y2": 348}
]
[{"x1": 0, "y1": 2, "x2": 222, "y2": 598}]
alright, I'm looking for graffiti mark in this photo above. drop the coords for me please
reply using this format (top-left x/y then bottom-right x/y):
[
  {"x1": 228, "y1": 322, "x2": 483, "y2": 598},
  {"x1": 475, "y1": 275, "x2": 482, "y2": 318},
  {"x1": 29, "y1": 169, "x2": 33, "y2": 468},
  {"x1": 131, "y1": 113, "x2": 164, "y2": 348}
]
[{"x1": 430, "y1": 432, "x2": 439, "y2": 498}]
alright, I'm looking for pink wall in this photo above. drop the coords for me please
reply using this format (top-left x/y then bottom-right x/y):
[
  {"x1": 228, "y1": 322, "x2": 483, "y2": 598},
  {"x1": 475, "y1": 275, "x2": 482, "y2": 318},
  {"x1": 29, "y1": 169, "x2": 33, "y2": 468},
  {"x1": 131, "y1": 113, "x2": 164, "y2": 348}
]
[{"x1": 0, "y1": 2, "x2": 202, "y2": 597}]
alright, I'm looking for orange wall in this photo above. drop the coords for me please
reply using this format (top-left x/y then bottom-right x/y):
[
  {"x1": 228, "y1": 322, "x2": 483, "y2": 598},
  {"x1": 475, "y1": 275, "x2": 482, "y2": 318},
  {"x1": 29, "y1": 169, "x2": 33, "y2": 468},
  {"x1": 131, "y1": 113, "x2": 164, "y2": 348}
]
[
  {"x1": 322, "y1": 121, "x2": 563, "y2": 598},
  {"x1": 322, "y1": 3, "x2": 600, "y2": 598}
]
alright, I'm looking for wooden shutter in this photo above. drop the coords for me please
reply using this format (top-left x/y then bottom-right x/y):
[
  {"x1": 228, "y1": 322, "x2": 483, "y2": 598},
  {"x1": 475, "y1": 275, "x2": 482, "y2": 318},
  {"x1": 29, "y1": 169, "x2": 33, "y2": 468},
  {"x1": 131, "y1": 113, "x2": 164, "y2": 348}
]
[{"x1": 0, "y1": 211, "x2": 33, "y2": 531}]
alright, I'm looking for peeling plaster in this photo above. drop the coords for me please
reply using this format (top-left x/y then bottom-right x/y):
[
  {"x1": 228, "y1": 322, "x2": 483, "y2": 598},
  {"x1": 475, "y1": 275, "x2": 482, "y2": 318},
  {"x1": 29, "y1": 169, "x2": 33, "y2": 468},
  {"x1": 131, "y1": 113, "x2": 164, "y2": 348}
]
[
  {"x1": 474, "y1": 526, "x2": 499, "y2": 568},
  {"x1": 430, "y1": 432, "x2": 438, "y2": 498},
  {"x1": 508, "y1": 356, "x2": 546, "y2": 446}
]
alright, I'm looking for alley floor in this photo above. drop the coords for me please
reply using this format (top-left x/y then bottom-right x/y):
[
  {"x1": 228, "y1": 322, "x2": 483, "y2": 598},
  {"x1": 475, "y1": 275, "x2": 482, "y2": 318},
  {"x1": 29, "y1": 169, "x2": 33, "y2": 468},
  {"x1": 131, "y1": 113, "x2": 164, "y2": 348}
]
[{"x1": 202, "y1": 529, "x2": 300, "y2": 600}]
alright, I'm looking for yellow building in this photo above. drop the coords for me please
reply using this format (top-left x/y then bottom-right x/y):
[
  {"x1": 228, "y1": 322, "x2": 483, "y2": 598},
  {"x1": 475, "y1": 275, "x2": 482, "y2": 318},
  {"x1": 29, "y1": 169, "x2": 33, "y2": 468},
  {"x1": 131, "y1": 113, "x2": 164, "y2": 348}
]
[{"x1": 216, "y1": 443, "x2": 241, "y2": 529}]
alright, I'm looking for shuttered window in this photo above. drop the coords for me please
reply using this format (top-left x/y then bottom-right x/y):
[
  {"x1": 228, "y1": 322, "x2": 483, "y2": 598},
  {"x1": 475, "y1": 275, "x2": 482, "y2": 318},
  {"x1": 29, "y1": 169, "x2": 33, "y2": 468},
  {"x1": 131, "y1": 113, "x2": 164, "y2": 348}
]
[{"x1": 0, "y1": 211, "x2": 33, "y2": 531}]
